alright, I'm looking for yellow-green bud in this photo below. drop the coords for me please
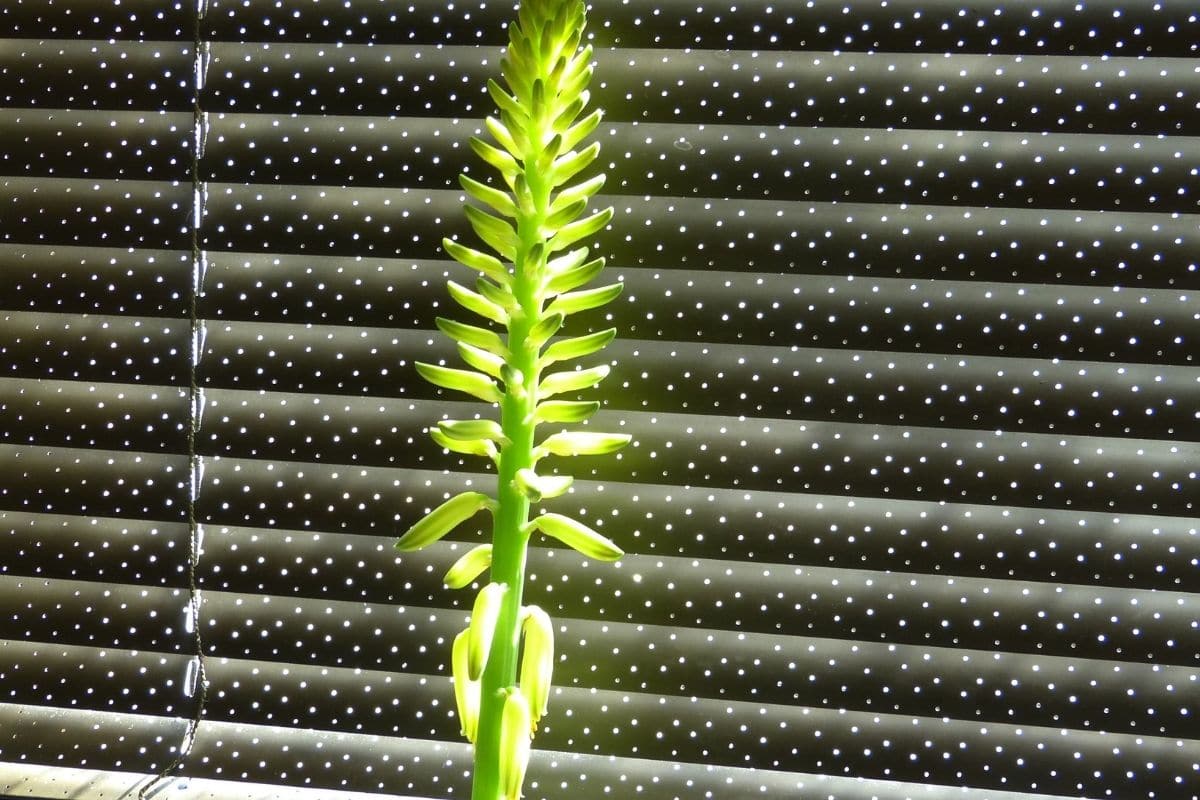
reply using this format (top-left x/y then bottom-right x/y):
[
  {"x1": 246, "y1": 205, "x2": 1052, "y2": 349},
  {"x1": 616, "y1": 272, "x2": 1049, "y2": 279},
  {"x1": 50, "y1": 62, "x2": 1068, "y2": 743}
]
[
  {"x1": 514, "y1": 468, "x2": 573, "y2": 502},
  {"x1": 535, "y1": 430, "x2": 630, "y2": 459},
  {"x1": 526, "y1": 512, "x2": 624, "y2": 561},
  {"x1": 468, "y1": 582, "x2": 508, "y2": 680},
  {"x1": 395, "y1": 491, "x2": 494, "y2": 552},
  {"x1": 451, "y1": 629, "x2": 481, "y2": 743},
  {"x1": 519, "y1": 605, "x2": 554, "y2": 730},
  {"x1": 443, "y1": 544, "x2": 494, "y2": 590},
  {"x1": 498, "y1": 688, "x2": 532, "y2": 800}
]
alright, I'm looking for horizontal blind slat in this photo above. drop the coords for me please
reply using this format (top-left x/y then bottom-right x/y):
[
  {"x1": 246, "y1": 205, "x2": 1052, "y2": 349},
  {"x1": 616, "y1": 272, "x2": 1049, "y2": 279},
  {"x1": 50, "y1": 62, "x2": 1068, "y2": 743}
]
[
  {"x1": 0, "y1": 244, "x2": 191, "y2": 317},
  {"x1": 1, "y1": 1, "x2": 190, "y2": 41},
  {"x1": 193, "y1": 382, "x2": 1198, "y2": 515},
  {"x1": 180, "y1": 718, "x2": 460, "y2": 794},
  {"x1": 202, "y1": 657, "x2": 447, "y2": 736},
  {"x1": 0, "y1": 575, "x2": 191, "y2": 654},
  {"x1": 193, "y1": 454, "x2": 1200, "y2": 589},
  {"x1": 198, "y1": 185, "x2": 1198, "y2": 287},
  {"x1": 593, "y1": 342, "x2": 1196, "y2": 440},
  {"x1": 0, "y1": 640, "x2": 191, "y2": 717},
  {"x1": 1, "y1": 510, "x2": 190, "y2": 587},
  {"x1": 194, "y1": 515, "x2": 1197, "y2": 669},
  {"x1": 0, "y1": 177, "x2": 191, "y2": 251},
  {"x1": 196, "y1": 318, "x2": 444, "y2": 395},
  {"x1": 198, "y1": 252, "x2": 1197, "y2": 369},
  {"x1": 0, "y1": 109, "x2": 193, "y2": 181},
  {"x1": 201, "y1": 0, "x2": 1200, "y2": 58},
  {"x1": 597, "y1": 272, "x2": 1198, "y2": 364},
  {"x1": 199, "y1": 43, "x2": 1200, "y2": 134},
  {"x1": 0, "y1": 738, "x2": 1120, "y2": 800},
  {"x1": 0, "y1": 762, "x2": 423, "y2": 800},
  {"x1": 192, "y1": 317, "x2": 1199, "y2": 442},
  {"x1": 0, "y1": 703, "x2": 186, "y2": 774},
  {"x1": 196, "y1": 454, "x2": 482, "y2": 535},
  {"x1": 0, "y1": 39, "x2": 193, "y2": 111},
  {"x1": 601, "y1": 197, "x2": 1198, "y2": 288},
  {"x1": 1, "y1": 311, "x2": 192, "y2": 384},
  {"x1": 197, "y1": 314, "x2": 1186, "y2": 434},
  {"x1": 0, "y1": 443, "x2": 188, "y2": 521},
  {"x1": 0, "y1": 377, "x2": 188, "y2": 453},
  {"x1": 196, "y1": 488, "x2": 1200, "y2": 594},
  {"x1": 201, "y1": 114, "x2": 1200, "y2": 215}
]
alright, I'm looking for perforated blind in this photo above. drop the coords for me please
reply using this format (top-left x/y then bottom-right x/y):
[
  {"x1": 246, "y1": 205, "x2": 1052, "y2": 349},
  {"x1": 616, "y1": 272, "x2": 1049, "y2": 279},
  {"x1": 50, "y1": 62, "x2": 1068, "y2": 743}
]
[{"x1": 2, "y1": 1, "x2": 1197, "y2": 799}]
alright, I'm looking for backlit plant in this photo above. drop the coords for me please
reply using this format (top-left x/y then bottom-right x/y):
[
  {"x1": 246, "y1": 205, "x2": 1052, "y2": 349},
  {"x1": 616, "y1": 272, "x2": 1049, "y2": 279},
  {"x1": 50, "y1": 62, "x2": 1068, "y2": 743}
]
[{"x1": 393, "y1": 1, "x2": 625, "y2": 798}]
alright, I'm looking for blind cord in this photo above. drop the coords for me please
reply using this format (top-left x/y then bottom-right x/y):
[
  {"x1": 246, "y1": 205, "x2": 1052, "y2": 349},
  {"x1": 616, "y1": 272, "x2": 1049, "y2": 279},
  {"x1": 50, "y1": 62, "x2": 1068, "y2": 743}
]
[{"x1": 138, "y1": 0, "x2": 210, "y2": 795}]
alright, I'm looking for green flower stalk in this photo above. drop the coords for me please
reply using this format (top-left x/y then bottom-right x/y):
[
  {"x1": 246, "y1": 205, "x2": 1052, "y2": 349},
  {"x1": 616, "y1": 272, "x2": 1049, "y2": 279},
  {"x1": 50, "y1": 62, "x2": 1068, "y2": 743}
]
[{"x1": 394, "y1": 2, "x2": 625, "y2": 798}]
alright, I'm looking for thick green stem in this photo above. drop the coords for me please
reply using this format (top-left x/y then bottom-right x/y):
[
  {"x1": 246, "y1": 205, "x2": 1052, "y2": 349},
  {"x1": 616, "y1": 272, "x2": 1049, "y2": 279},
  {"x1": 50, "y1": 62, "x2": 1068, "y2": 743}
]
[
  {"x1": 470, "y1": 393, "x2": 534, "y2": 800},
  {"x1": 470, "y1": 111, "x2": 553, "y2": 800}
]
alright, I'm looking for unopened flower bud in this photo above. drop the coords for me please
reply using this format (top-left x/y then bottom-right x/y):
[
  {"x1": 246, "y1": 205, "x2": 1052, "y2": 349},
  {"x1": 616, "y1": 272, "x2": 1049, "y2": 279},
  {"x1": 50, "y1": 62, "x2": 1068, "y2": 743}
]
[
  {"x1": 498, "y1": 688, "x2": 532, "y2": 800},
  {"x1": 468, "y1": 582, "x2": 508, "y2": 680}
]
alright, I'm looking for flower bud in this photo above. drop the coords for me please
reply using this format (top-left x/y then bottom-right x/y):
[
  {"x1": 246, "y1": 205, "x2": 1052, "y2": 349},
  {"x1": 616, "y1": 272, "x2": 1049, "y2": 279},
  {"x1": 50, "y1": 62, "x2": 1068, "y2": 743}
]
[
  {"x1": 535, "y1": 430, "x2": 629, "y2": 458},
  {"x1": 519, "y1": 605, "x2": 554, "y2": 730},
  {"x1": 451, "y1": 630, "x2": 481, "y2": 742},
  {"x1": 468, "y1": 582, "x2": 508, "y2": 680},
  {"x1": 498, "y1": 688, "x2": 532, "y2": 800},
  {"x1": 443, "y1": 544, "x2": 494, "y2": 590},
  {"x1": 527, "y1": 513, "x2": 624, "y2": 561},
  {"x1": 514, "y1": 469, "x2": 573, "y2": 502},
  {"x1": 395, "y1": 491, "x2": 494, "y2": 552}
]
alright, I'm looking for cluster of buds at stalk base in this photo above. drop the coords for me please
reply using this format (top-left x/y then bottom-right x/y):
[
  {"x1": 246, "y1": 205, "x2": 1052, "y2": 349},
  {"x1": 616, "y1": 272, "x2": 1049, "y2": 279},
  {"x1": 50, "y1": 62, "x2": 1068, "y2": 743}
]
[
  {"x1": 444, "y1": 585, "x2": 555, "y2": 799},
  {"x1": 393, "y1": 1, "x2": 624, "y2": 798}
]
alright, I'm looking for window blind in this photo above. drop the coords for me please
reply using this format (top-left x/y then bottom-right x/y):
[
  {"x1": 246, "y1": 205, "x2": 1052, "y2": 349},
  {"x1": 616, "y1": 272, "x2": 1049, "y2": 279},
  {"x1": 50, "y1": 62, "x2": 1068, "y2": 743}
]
[{"x1": 1, "y1": 1, "x2": 1197, "y2": 799}]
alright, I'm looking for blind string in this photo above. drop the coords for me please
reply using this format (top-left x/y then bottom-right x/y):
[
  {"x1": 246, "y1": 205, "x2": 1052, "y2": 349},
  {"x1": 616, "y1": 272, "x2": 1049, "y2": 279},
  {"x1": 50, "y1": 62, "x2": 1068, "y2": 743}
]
[{"x1": 137, "y1": 0, "x2": 211, "y2": 795}]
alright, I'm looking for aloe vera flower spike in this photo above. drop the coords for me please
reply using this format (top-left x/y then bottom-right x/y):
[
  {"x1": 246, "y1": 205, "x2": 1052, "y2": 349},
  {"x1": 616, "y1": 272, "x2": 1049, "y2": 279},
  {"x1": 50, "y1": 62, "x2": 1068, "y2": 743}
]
[{"x1": 393, "y1": 2, "x2": 629, "y2": 798}]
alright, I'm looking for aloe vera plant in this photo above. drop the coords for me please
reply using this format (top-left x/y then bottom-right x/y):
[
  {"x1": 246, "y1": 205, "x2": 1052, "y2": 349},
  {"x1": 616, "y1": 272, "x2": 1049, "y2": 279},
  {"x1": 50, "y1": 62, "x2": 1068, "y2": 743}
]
[{"x1": 394, "y1": 2, "x2": 625, "y2": 798}]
